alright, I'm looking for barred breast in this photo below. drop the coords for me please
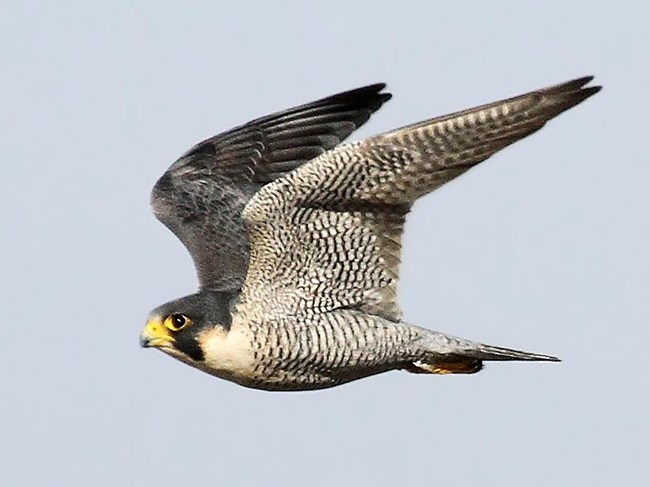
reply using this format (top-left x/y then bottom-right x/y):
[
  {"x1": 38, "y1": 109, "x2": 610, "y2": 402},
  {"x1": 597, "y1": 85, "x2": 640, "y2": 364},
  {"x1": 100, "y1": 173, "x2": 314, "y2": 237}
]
[{"x1": 246, "y1": 310, "x2": 423, "y2": 391}]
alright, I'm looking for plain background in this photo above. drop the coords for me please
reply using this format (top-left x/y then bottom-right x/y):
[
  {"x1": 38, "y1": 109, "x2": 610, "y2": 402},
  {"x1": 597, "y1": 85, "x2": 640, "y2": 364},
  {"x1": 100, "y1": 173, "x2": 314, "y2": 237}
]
[{"x1": 1, "y1": 2, "x2": 648, "y2": 486}]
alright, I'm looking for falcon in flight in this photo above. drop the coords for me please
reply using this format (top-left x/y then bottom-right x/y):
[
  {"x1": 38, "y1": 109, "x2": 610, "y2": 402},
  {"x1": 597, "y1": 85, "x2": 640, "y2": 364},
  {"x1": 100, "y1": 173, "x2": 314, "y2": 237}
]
[{"x1": 140, "y1": 77, "x2": 600, "y2": 391}]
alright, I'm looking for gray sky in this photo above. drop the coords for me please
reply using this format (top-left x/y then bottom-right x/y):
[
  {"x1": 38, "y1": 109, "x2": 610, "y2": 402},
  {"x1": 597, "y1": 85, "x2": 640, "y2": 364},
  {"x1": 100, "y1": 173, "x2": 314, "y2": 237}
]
[{"x1": 1, "y1": 1, "x2": 648, "y2": 486}]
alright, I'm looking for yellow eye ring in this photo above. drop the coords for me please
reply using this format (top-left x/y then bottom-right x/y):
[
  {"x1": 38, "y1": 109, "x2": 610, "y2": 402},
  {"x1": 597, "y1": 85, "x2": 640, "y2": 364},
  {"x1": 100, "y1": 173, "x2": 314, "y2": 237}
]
[{"x1": 164, "y1": 314, "x2": 191, "y2": 331}]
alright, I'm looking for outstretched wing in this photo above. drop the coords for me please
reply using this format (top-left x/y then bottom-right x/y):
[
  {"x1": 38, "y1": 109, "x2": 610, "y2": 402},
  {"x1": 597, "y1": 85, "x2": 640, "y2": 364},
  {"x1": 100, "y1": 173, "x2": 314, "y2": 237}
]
[
  {"x1": 152, "y1": 84, "x2": 392, "y2": 291},
  {"x1": 238, "y1": 77, "x2": 601, "y2": 322}
]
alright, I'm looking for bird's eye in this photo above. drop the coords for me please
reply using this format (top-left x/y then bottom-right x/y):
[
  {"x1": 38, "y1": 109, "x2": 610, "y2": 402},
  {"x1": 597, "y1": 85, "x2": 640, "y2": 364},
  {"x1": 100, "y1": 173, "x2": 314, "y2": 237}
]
[{"x1": 164, "y1": 314, "x2": 191, "y2": 331}]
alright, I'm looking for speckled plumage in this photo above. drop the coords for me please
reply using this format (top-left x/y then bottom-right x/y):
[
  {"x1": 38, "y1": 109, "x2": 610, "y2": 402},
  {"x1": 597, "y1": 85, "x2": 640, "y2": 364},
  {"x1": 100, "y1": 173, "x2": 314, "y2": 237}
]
[
  {"x1": 151, "y1": 83, "x2": 391, "y2": 291},
  {"x1": 142, "y1": 77, "x2": 600, "y2": 391}
]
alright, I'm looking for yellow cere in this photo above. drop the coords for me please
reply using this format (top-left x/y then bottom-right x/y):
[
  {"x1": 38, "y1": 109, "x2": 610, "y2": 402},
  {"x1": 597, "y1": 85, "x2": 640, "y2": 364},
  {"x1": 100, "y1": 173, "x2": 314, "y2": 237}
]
[{"x1": 141, "y1": 318, "x2": 175, "y2": 347}]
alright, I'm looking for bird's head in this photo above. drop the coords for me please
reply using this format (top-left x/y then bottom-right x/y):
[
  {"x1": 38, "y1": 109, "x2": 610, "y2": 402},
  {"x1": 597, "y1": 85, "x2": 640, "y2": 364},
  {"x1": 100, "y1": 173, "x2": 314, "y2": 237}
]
[{"x1": 140, "y1": 291, "x2": 235, "y2": 364}]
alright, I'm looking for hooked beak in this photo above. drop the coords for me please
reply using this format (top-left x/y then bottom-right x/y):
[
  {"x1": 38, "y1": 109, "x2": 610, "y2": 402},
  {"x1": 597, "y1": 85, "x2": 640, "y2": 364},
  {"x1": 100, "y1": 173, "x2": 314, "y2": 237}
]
[{"x1": 140, "y1": 318, "x2": 175, "y2": 349}]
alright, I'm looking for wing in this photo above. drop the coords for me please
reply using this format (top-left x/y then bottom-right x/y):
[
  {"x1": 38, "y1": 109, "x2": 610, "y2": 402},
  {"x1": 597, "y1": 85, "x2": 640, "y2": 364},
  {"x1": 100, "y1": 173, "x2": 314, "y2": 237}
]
[
  {"x1": 151, "y1": 84, "x2": 392, "y2": 291},
  {"x1": 238, "y1": 76, "x2": 601, "y2": 322}
]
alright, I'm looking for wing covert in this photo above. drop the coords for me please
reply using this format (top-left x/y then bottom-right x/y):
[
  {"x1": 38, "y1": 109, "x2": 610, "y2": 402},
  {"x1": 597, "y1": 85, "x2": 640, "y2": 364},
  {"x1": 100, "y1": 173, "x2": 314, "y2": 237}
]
[
  {"x1": 238, "y1": 77, "x2": 600, "y2": 321},
  {"x1": 151, "y1": 83, "x2": 392, "y2": 291}
]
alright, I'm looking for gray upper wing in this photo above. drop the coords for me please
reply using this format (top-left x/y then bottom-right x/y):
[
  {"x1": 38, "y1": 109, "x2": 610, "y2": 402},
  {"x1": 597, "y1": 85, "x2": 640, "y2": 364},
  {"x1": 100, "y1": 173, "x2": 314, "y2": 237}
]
[
  {"x1": 237, "y1": 77, "x2": 600, "y2": 322},
  {"x1": 151, "y1": 84, "x2": 392, "y2": 291}
]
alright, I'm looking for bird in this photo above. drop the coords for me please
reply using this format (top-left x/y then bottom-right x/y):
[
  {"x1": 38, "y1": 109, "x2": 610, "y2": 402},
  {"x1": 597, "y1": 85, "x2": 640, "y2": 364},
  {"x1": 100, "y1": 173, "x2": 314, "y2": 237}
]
[{"x1": 141, "y1": 76, "x2": 600, "y2": 391}]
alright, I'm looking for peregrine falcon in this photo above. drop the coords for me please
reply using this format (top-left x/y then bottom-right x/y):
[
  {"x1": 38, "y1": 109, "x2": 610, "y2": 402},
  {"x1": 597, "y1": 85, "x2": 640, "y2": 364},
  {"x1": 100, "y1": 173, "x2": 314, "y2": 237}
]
[{"x1": 141, "y1": 77, "x2": 600, "y2": 391}]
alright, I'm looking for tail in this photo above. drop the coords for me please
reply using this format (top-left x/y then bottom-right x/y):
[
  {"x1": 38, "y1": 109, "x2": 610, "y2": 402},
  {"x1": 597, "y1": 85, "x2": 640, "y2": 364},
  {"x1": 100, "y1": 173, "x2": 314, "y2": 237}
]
[
  {"x1": 467, "y1": 343, "x2": 560, "y2": 362},
  {"x1": 405, "y1": 332, "x2": 560, "y2": 375}
]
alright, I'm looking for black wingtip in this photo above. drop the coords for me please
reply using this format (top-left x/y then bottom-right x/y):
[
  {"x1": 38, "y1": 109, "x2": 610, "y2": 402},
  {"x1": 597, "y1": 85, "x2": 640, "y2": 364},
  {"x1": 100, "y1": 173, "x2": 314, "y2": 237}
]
[
  {"x1": 366, "y1": 82, "x2": 388, "y2": 92},
  {"x1": 329, "y1": 82, "x2": 392, "y2": 110},
  {"x1": 326, "y1": 82, "x2": 390, "y2": 99},
  {"x1": 568, "y1": 75, "x2": 594, "y2": 89},
  {"x1": 566, "y1": 84, "x2": 602, "y2": 108},
  {"x1": 317, "y1": 82, "x2": 392, "y2": 116},
  {"x1": 583, "y1": 85, "x2": 602, "y2": 96},
  {"x1": 537, "y1": 75, "x2": 601, "y2": 116},
  {"x1": 545, "y1": 75, "x2": 602, "y2": 98},
  {"x1": 574, "y1": 75, "x2": 602, "y2": 97}
]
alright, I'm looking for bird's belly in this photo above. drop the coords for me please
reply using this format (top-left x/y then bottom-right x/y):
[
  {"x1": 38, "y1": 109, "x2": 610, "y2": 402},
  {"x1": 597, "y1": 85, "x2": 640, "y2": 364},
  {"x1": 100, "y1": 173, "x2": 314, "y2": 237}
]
[
  {"x1": 235, "y1": 313, "x2": 419, "y2": 391},
  {"x1": 198, "y1": 311, "x2": 420, "y2": 391},
  {"x1": 200, "y1": 334, "x2": 379, "y2": 391}
]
